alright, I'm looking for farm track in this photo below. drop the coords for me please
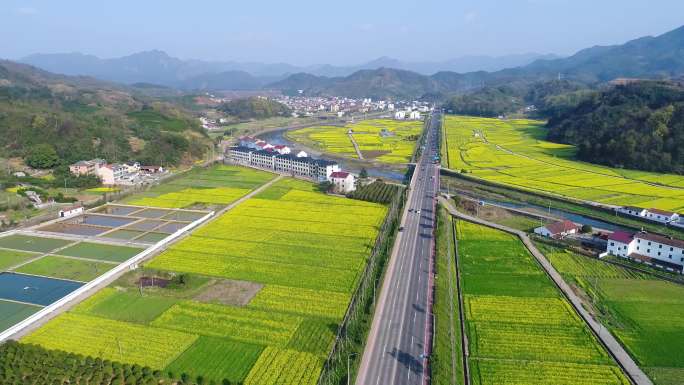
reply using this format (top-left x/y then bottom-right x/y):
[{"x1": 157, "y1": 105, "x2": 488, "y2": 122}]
[
  {"x1": 448, "y1": 215, "x2": 470, "y2": 385},
  {"x1": 348, "y1": 133, "x2": 365, "y2": 160},
  {"x1": 439, "y1": 196, "x2": 653, "y2": 385}
]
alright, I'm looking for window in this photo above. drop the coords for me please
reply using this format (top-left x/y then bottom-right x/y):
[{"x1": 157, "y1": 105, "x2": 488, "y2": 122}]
[
  {"x1": 637, "y1": 246, "x2": 640, "y2": 251},
  {"x1": 659, "y1": 244, "x2": 662, "y2": 249},
  {"x1": 669, "y1": 255, "x2": 672, "y2": 259},
  {"x1": 671, "y1": 247, "x2": 674, "y2": 251},
  {"x1": 647, "y1": 249, "x2": 651, "y2": 253},
  {"x1": 658, "y1": 252, "x2": 661, "y2": 256},
  {"x1": 610, "y1": 242, "x2": 615, "y2": 246},
  {"x1": 638, "y1": 239, "x2": 641, "y2": 243},
  {"x1": 648, "y1": 242, "x2": 652, "y2": 246}
]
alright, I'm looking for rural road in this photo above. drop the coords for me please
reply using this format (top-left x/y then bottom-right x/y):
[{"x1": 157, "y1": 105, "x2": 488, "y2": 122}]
[
  {"x1": 439, "y1": 197, "x2": 654, "y2": 385},
  {"x1": 356, "y1": 112, "x2": 440, "y2": 385}
]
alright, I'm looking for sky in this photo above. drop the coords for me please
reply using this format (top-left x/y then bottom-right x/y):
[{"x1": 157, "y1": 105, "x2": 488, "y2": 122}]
[{"x1": 2, "y1": 0, "x2": 684, "y2": 65}]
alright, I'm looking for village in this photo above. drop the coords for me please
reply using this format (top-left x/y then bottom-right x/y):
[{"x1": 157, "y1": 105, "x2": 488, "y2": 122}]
[
  {"x1": 68, "y1": 159, "x2": 166, "y2": 186},
  {"x1": 198, "y1": 94, "x2": 431, "y2": 130},
  {"x1": 530, "y1": 204, "x2": 684, "y2": 274}
]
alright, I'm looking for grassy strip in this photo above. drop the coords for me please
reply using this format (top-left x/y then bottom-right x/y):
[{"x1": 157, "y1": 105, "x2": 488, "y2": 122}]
[{"x1": 432, "y1": 206, "x2": 465, "y2": 385}]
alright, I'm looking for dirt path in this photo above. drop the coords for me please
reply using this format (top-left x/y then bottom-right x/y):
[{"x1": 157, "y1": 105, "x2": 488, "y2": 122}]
[
  {"x1": 439, "y1": 196, "x2": 653, "y2": 385},
  {"x1": 348, "y1": 133, "x2": 365, "y2": 160}
]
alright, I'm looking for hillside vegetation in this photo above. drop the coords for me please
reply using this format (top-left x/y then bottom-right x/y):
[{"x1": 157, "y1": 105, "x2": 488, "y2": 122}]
[
  {"x1": 0, "y1": 60, "x2": 210, "y2": 168},
  {"x1": 547, "y1": 81, "x2": 684, "y2": 173},
  {"x1": 217, "y1": 97, "x2": 291, "y2": 120}
]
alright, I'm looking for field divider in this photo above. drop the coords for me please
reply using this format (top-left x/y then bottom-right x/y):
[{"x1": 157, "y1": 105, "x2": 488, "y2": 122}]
[
  {"x1": 0, "y1": 209, "x2": 216, "y2": 342},
  {"x1": 447, "y1": 210, "x2": 470, "y2": 385},
  {"x1": 439, "y1": 195, "x2": 652, "y2": 385}
]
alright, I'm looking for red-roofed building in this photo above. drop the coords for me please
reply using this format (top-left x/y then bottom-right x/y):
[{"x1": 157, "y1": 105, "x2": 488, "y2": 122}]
[
  {"x1": 534, "y1": 220, "x2": 579, "y2": 239},
  {"x1": 329, "y1": 171, "x2": 356, "y2": 193}
]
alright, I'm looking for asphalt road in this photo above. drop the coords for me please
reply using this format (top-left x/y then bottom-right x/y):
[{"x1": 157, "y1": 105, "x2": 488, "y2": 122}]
[{"x1": 356, "y1": 112, "x2": 441, "y2": 385}]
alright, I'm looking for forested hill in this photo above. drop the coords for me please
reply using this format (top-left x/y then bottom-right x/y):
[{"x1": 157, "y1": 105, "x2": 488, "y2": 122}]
[
  {"x1": 547, "y1": 81, "x2": 684, "y2": 173},
  {"x1": 217, "y1": 96, "x2": 291, "y2": 120},
  {"x1": 0, "y1": 60, "x2": 210, "y2": 168}
]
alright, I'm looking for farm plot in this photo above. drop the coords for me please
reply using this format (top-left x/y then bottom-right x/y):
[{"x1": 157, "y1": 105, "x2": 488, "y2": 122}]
[
  {"x1": 0, "y1": 300, "x2": 41, "y2": 331},
  {"x1": 456, "y1": 221, "x2": 629, "y2": 385},
  {"x1": 22, "y1": 312, "x2": 198, "y2": 369},
  {"x1": 22, "y1": 176, "x2": 385, "y2": 384},
  {"x1": 56, "y1": 242, "x2": 144, "y2": 263},
  {"x1": 0, "y1": 248, "x2": 38, "y2": 270},
  {"x1": 542, "y1": 246, "x2": 684, "y2": 385},
  {"x1": 444, "y1": 115, "x2": 684, "y2": 212},
  {"x1": 287, "y1": 119, "x2": 423, "y2": 163},
  {"x1": 126, "y1": 164, "x2": 275, "y2": 209},
  {"x1": 0, "y1": 235, "x2": 72, "y2": 253},
  {"x1": 15, "y1": 255, "x2": 114, "y2": 282}
]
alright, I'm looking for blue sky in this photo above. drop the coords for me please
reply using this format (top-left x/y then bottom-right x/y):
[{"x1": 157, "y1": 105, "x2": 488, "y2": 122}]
[{"x1": 2, "y1": 0, "x2": 683, "y2": 65}]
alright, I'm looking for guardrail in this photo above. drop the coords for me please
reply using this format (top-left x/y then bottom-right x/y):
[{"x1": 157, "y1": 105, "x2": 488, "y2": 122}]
[{"x1": 0, "y1": 210, "x2": 215, "y2": 342}]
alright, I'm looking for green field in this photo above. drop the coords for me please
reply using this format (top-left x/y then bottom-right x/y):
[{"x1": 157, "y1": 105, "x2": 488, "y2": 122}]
[
  {"x1": 166, "y1": 336, "x2": 264, "y2": 384},
  {"x1": 126, "y1": 164, "x2": 275, "y2": 209},
  {"x1": 57, "y1": 242, "x2": 144, "y2": 263},
  {"x1": 443, "y1": 115, "x2": 684, "y2": 212},
  {"x1": 432, "y1": 207, "x2": 465, "y2": 385},
  {"x1": 0, "y1": 300, "x2": 41, "y2": 331},
  {"x1": 287, "y1": 119, "x2": 423, "y2": 163},
  {"x1": 74, "y1": 288, "x2": 178, "y2": 323},
  {"x1": 0, "y1": 248, "x2": 38, "y2": 270},
  {"x1": 0, "y1": 235, "x2": 73, "y2": 253},
  {"x1": 23, "y1": 174, "x2": 386, "y2": 385},
  {"x1": 456, "y1": 221, "x2": 629, "y2": 384},
  {"x1": 16, "y1": 255, "x2": 114, "y2": 282},
  {"x1": 541, "y1": 246, "x2": 684, "y2": 385}
]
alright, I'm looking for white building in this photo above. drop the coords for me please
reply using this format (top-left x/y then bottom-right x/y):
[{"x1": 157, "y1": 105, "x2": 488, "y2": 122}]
[
  {"x1": 329, "y1": 171, "x2": 356, "y2": 193},
  {"x1": 59, "y1": 205, "x2": 84, "y2": 218},
  {"x1": 387, "y1": 103, "x2": 395, "y2": 111},
  {"x1": 533, "y1": 220, "x2": 579, "y2": 239},
  {"x1": 296, "y1": 151, "x2": 308, "y2": 158},
  {"x1": 273, "y1": 145, "x2": 291, "y2": 155},
  {"x1": 394, "y1": 111, "x2": 406, "y2": 120},
  {"x1": 227, "y1": 147, "x2": 339, "y2": 182},
  {"x1": 646, "y1": 208, "x2": 679, "y2": 224},
  {"x1": 606, "y1": 231, "x2": 684, "y2": 273},
  {"x1": 409, "y1": 111, "x2": 422, "y2": 120},
  {"x1": 124, "y1": 162, "x2": 140, "y2": 173},
  {"x1": 97, "y1": 164, "x2": 126, "y2": 185},
  {"x1": 616, "y1": 206, "x2": 648, "y2": 217}
]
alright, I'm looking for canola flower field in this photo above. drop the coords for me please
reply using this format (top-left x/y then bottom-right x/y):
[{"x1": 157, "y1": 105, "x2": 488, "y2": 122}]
[
  {"x1": 443, "y1": 115, "x2": 684, "y2": 212},
  {"x1": 456, "y1": 221, "x2": 630, "y2": 385},
  {"x1": 23, "y1": 175, "x2": 387, "y2": 385},
  {"x1": 126, "y1": 165, "x2": 275, "y2": 209},
  {"x1": 287, "y1": 119, "x2": 423, "y2": 163}
]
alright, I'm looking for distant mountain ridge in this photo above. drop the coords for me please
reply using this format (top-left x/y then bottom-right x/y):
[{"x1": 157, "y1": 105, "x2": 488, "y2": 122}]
[
  {"x1": 19, "y1": 50, "x2": 556, "y2": 90},
  {"x1": 271, "y1": 24, "x2": 684, "y2": 99}
]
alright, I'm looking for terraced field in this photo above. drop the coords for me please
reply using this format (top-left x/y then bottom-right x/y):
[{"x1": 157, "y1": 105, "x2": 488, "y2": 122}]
[
  {"x1": 287, "y1": 119, "x2": 423, "y2": 163},
  {"x1": 541, "y1": 246, "x2": 684, "y2": 385},
  {"x1": 456, "y1": 221, "x2": 629, "y2": 385},
  {"x1": 23, "y1": 176, "x2": 387, "y2": 385},
  {"x1": 443, "y1": 115, "x2": 684, "y2": 212}
]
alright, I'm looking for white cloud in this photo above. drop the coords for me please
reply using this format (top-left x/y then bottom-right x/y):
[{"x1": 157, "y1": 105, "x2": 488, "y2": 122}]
[{"x1": 16, "y1": 7, "x2": 38, "y2": 15}]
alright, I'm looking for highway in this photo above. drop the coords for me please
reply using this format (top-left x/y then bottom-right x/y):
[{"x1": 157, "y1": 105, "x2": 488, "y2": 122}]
[{"x1": 356, "y1": 112, "x2": 441, "y2": 385}]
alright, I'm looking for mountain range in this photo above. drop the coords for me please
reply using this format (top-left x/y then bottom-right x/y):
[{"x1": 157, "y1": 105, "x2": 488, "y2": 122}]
[
  {"x1": 271, "y1": 24, "x2": 684, "y2": 99},
  {"x1": 19, "y1": 51, "x2": 556, "y2": 91},
  {"x1": 15, "y1": 24, "x2": 684, "y2": 99}
]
